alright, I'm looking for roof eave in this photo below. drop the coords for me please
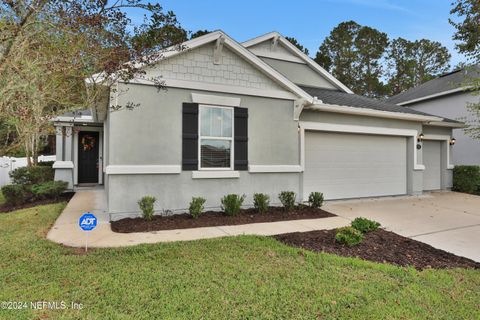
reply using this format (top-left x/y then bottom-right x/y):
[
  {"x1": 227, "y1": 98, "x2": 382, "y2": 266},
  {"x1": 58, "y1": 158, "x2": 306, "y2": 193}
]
[{"x1": 306, "y1": 103, "x2": 443, "y2": 122}]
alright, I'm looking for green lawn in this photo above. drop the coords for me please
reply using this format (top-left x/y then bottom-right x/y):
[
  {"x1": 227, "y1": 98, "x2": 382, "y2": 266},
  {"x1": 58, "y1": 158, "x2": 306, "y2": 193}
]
[{"x1": 0, "y1": 204, "x2": 479, "y2": 319}]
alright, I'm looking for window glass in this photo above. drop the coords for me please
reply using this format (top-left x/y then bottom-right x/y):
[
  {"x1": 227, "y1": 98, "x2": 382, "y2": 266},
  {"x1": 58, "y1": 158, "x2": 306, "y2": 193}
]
[
  {"x1": 200, "y1": 107, "x2": 232, "y2": 137},
  {"x1": 200, "y1": 139, "x2": 231, "y2": 168}
]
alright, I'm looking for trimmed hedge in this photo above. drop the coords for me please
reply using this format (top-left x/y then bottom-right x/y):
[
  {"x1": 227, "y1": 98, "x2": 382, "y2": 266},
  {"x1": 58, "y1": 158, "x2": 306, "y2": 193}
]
[
  {"x1": 453, "y1": 166, "x2": 480, "y2": 195},
  {"x1": 1, "y1": 184, "x2": 27, "y2": 206},
  {"x1": 9, "y1": 166, "x2": 54, "y2": 185},
  {"x1": 31, "y1": 181, "x2": 68, "y2": 200}
]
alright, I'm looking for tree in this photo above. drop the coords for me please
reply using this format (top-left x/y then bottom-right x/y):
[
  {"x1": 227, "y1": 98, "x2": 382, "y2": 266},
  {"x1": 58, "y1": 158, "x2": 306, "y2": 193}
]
[
  {"x1": 190, "y1": 29, "x2": 211, "y2": 39},
  {"x1": 386, "y1": 38, "x2": 451, "y2": 95},
  {"x1": 0, "y1": 1, "x2": 187, "y2": 164},
  {"x1": 315, "y1": 21, "x2": 361, "y2": 93},
  {"x1": 450, "y1": 0, "x2": 480, "y2": 62},
  {"x1": 354, "y1": 26, "x2": 389, "y2": 97},
  {"x1": 450, "y1": 0, "x2": 480, "y2": 139},
  {"x1": 315, "y1": 21, "x2": 388, "y2": 97},
  {"x1": 285, "y1": 36, "x2": 309, "y2": 55}
]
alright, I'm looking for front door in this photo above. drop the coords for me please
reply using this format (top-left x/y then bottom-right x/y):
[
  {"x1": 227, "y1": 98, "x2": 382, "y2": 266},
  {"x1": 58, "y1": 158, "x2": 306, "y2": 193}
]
[{"x1": 78, "y1": 131, "x2": 99, "y2": 184}]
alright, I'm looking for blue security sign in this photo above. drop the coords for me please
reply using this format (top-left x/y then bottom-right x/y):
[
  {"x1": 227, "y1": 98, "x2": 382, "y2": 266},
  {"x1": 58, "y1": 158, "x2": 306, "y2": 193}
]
[{"x1": 79, "y1": 213, "x2": 97, "y2": 231}]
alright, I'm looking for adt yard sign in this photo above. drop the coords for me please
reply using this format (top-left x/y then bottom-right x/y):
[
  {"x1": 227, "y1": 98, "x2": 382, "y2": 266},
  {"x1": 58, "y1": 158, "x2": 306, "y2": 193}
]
[{"x1": 79, "y1": 213, "x2": 97, "y2": 231}]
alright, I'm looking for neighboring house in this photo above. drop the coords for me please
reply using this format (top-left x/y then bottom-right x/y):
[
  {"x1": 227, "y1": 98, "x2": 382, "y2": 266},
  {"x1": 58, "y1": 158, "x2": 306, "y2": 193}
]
[
  {"x1": 389, "y1": 66, "x2": 480, "y2": 165},
  {"x1": 53, "y1": 31, "x2": 462, "y2": 220}
]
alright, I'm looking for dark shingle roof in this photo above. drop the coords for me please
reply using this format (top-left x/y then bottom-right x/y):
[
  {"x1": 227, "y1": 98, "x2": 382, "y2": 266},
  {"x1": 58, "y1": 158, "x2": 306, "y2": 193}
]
[
  {"x1": 387, "y1": 65, "x2": 479, "y2": 105},
  {"x1": 299, "y1": 85, "x2": 437, "y2": 117}
]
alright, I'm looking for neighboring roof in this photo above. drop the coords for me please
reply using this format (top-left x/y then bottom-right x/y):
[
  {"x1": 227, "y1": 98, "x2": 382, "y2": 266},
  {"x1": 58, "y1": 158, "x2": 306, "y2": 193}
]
[
  {"x1": 242, "y1": 32, "x2": 353, "y2": 94},
  {"x1": 388, "y1": 65, "x2": 479, "y2": 105},
  {"x1": 300, "y1": 86, "x2": 438, "y2": 116}
]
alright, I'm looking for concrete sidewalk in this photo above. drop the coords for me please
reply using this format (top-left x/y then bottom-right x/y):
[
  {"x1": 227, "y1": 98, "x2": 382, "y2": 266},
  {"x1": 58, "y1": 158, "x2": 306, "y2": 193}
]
[{"x1": 47, "y1": 190, "x2": 349, "y2": 248}]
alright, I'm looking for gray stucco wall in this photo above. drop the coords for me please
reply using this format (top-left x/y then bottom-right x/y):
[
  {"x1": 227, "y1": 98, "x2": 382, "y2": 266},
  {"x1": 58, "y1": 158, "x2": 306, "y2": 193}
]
[
  {"x1": 407, "y1": 92, "x2": 480, "y2": 165},
  {"x1": 261, "y1": 57, "x2": 337, "y2": 90},
  {"x1": 107, "y1": 84, "x2": 300, "y2": 219}
]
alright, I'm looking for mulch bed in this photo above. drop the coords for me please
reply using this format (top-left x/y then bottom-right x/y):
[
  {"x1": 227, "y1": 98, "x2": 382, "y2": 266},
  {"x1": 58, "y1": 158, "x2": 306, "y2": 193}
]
[
  {"x1": 111, "y1": 206, "x2": 336, "y2": 233},
  {"x1": 0, "y1": 192, "x2": 75, "y2": 213},
  {"x1": 274, "y1": 229, "x2": 480, "y2": 270}
]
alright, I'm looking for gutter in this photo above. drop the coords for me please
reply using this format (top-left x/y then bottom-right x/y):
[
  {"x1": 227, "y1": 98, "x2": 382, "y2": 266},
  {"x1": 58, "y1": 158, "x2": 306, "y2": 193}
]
[{"x1": 306, "y1": 103, "x2": 443, "y2": 122}]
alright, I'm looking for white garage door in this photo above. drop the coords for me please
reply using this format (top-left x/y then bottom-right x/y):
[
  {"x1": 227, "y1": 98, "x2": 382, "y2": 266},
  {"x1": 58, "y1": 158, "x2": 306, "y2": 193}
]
[
  {"x1": 304, "y1": 132, "x2": 407, "y2": 200},
  {"x1": 423, "y1": 140, "x2": 441, "y2": 190}
]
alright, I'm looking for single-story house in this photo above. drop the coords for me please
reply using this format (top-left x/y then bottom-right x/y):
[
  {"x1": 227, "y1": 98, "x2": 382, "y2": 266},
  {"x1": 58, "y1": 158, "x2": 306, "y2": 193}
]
[
  {"x1": 53, "y1": 31, "x2": 463, "y2": 220},
  {"x1": 388, "y1": 66, "x2": 480, "y2": 165}
]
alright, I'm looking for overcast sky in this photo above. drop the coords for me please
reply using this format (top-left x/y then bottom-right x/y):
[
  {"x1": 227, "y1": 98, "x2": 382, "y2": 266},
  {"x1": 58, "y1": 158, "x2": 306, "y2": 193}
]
[{"x1": 129, "y1": 0, "x2": 465, "y2": 68}]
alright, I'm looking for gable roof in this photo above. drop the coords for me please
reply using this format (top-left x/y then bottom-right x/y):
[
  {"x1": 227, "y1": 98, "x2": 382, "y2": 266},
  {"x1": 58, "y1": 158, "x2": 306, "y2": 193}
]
[
  {"x1": 242, "y1": 32, "x2": 353, "y2": 94},
  {"x1": 89, "y1": 30, "x2": 313, "y2": 104},
  {"x1": 388, "y1": 65, "x2": 479, "y2": 105}
]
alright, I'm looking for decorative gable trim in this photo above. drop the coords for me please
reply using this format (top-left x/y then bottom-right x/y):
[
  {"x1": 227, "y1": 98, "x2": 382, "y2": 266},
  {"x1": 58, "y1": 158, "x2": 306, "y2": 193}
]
[{"x1": 243, "y1": 32, "x2": 353, "y2": 94}]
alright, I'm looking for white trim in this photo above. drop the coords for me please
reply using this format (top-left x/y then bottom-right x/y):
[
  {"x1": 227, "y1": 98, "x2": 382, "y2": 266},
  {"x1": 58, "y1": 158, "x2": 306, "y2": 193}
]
[
  {"x1": 248, "y1": 165, "x2": 303, "y2": 173},
  {"x1": 127, "y1": 78, "x2": 298, "y2": 101},
  {"x1": 198, "y1": 105, "x2": 234, "y2": 170},
  {"x1": 243, "y1": 32, "x2": 353, "y2": 94},
  {"x1": 425, "y1": 121, "x2": 466, "y2": 128},
  {"x1": 52, "y1": 161, "x2": 74, "y2": 169},
  {"x1": 423, "y1": 135, "x2": 455, "y2": 169},
  {"x1": 299, "y1": 122, "x2": 425, "y2": 171},
  {"x1": 254, "y1": 51, "x2": 305, "y2": 64},
  {"x1": 397, "y1": 86, "x2": 471, "y2": 106},
  {"x1": 192, "y1": 170, "x2": 240, "y2": 179},
  {"x1": 191, "y1": 93, "x2": 241, "y2": 107},
  {"x1": 307, "y1": 103, "x2": 443, "y2": 122},
  {"x1": 106, "y1": 165, "x2": 181, "y2": 175}
]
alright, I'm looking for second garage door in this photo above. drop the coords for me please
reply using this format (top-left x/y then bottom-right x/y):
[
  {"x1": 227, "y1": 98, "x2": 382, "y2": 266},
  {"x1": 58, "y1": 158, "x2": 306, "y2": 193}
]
[{"x1": 304, "y1": 132, "x2": 407, "y2": 200}]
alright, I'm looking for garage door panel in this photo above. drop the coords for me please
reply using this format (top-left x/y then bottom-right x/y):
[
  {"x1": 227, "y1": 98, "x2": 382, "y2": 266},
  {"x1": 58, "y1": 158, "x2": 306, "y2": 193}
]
[
  {"x1": 304, "y1": 132, "x2": 407, "y2": 200},
  {"x1": 423, "y1": 141, "x2": 441, "y2": 190}
]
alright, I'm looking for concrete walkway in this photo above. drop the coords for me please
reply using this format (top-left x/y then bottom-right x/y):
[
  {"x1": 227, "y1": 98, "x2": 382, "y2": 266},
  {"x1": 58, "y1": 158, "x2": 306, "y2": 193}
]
[
  {"x1": 324, "y1": 192, "x2": 480, "y2": 262},
  {"x1": 47, "y1": 190, "x2": 349, "y2": 248}
]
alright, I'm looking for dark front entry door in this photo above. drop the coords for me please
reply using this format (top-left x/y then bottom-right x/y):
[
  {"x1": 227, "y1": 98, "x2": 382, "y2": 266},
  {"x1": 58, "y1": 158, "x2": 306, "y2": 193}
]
[{"x1": 78, "y1": 131, "x2": 99, "y2": 183}]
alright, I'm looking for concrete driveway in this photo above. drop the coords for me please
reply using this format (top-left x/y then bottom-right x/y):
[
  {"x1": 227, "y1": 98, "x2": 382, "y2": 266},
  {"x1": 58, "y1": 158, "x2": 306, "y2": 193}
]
[{"x1": 324, "y1": 192, "x2": 480, "y2": 262}]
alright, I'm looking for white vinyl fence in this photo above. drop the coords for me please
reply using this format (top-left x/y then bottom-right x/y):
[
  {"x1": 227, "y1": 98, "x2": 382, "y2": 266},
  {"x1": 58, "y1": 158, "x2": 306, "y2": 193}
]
[{"x1": 0, "y1": 155, "x2": 56, "y2": 187}]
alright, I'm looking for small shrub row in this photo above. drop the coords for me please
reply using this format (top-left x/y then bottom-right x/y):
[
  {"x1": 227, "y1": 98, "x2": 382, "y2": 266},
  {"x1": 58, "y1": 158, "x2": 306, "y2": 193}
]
[
  {"x1": 138, "y1": 191, "x2": 325, "y2": 220},
  {"x1": 335, "y1": 217, "x2": 381, "y2": 247},
  {"x1": 9, "y1": 166, "x2": 54, "y2": 185}
]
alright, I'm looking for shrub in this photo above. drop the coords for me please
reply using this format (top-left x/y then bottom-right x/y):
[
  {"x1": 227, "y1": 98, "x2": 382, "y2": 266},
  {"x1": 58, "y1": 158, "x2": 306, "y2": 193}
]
[
  {"x1": 335, "y1": 227, "x2": 364, "y2": 246},
  {"x1": 189, "y1": 197, "x2": 206, "y2": 219},
  {"x1": 278, "y1": 191, "x2": 296, "y2": 211},
  {"x1": 308, "y1": 192, "x2": 324, "y2": 208},
  {"x1": 253, "y1": 193, "x2": 270, "y2": 213},
  {"x1": 37, "y1": 161, "x2": 55, "y2": 167},
  {"x1": 9, "y1": 166, "x2": 54, "y2": 185},
  {"x1": 31, "y1": 181, "x2": 68, "y2": 200},
  {"x1": 351, "y1": 217, "x2": 381, "y2": 233},
  {"x1": 453, "y1": 166, "x2": 480, "y2": 195},
  {"x1": 1, "y1": 184, "x2": 27, "y2": 206},
  {"x1": 221, "y1": 194, "x2": 245, "y2": 216},
  {"x1": 138, "y1": 196, "x2": 156, "y2": 220}
]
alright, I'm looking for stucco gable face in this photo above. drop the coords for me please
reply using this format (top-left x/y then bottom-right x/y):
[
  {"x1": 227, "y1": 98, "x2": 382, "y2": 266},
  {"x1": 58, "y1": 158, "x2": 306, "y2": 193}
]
[
  {"x1": 144, "y1": 42, "x2": 285, "y2": 92},
  {"x1": 247, "y1": 40, "x2": 305, "y2": 64}
]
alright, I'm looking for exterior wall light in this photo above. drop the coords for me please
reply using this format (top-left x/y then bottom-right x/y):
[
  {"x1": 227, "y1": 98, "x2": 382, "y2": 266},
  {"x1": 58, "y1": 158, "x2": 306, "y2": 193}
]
[
  {"x1": 417, "y1": 133, "x2": 424, "y2": 142},
  {"x1": 449, "y1": 138, "x2": 456, "y2": 145}
]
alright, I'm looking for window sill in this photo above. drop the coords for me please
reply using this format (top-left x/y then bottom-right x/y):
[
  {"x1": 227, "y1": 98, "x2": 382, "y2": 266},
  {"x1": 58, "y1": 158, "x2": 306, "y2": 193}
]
[{"x1": 192, "y1": 171, "x2": 240, "y2": 179}]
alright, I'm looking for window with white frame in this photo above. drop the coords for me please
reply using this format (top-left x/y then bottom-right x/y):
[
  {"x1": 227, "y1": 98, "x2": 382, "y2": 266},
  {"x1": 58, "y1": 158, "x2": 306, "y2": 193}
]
[{"x1": 199, "y1": 105, "x2": 234, "y2": 169}]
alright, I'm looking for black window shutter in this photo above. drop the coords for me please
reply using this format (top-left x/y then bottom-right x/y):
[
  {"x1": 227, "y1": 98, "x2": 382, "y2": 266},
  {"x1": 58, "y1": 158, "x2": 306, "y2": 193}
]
[
  {"x1": 234, "y1": 107, "x2": 248, "y2": 170},
  {"x1": 182, "y1": 103, "x2": 199, "y2": 170}
]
